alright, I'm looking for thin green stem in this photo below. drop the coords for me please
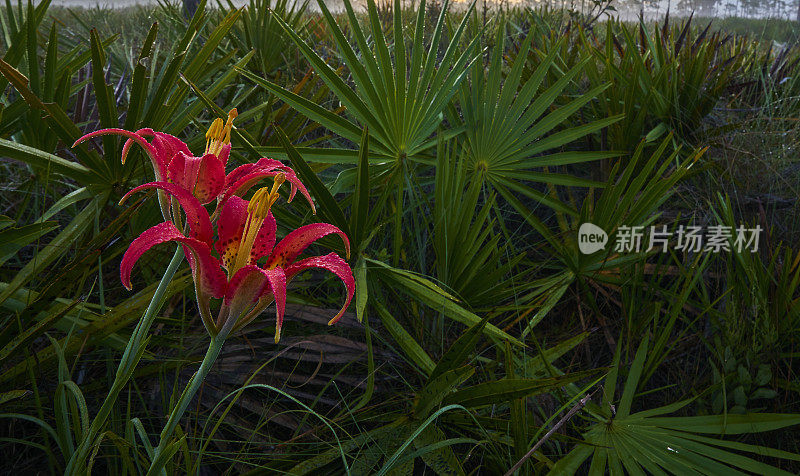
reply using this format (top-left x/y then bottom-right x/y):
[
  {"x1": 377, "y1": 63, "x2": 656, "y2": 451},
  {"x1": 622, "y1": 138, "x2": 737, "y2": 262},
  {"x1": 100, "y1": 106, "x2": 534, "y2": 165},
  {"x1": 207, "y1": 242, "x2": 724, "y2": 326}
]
[
  {"x1": 147, "y1": 328, "x2": 231, "y2": 476},
  {"x1": 65, "y1": 246, "x2": 184, "y2": 475}
]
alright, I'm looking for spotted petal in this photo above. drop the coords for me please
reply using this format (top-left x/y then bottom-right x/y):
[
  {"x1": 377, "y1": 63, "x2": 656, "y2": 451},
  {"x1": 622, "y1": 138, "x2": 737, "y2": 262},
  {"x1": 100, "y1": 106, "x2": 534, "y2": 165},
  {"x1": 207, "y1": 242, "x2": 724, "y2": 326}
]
[
  {"x1": 285, "y1": 253, "x2": 354, "y2": 325},
  {"x1": 120, "y1": 181, "x2": 213, "y2": 243},
  {"x1": 266, "y1": 223, "x2": 350, "y2": 268},
  {"x1": 167, "y1": 151, "x2": 226, "y2": 204},
  {"x1": 214, "y1": 196, "x2": 276, "y2": 271},
  {"x1": 120, "y1": 221, "x2": 226, "y2": 299}
]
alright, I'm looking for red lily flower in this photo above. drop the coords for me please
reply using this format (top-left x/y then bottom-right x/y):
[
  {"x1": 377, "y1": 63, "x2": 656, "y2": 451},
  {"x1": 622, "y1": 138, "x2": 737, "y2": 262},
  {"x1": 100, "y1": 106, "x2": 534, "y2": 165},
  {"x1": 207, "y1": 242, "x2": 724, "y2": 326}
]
[
  {"x1": 119, "y1": 174, "x2": 354, "y2": 342},
  {"x1": 72, "y1": 109, "x2": 315, "y2": 214}
]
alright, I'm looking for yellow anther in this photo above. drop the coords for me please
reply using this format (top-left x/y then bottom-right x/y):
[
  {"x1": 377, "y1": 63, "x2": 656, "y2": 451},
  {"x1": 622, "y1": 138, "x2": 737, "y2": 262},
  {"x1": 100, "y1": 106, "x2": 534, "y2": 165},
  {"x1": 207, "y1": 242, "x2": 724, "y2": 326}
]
[
  {"x1": 205, "y1": 108, "x2": 238, "y2": 156},
  {"x1": 205, "y1": 118, "x2": 223, "y2": 141},
  {"x1": 248, "y1": 187, "x2": 269, "y2": 209},
  {"x1": 231, "y1": 174, "x2": 286, "y2": 275},
  {"x1": 248, "y1": 187, "x2": 272, "y2": 218}
]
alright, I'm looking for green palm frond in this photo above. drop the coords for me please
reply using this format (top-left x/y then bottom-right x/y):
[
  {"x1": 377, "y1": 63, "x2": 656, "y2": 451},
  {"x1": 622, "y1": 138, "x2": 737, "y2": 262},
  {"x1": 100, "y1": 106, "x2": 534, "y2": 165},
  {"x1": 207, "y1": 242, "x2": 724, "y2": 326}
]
[
  {"x1": 551, "y1": 336, "x2": 800, "y2": 475},
  {"x1": 243, "y1": 0, "x2": 480, "y2": 163},
  {"x1": 457, "y1": 20, "x2": 621, "y2": 222}
]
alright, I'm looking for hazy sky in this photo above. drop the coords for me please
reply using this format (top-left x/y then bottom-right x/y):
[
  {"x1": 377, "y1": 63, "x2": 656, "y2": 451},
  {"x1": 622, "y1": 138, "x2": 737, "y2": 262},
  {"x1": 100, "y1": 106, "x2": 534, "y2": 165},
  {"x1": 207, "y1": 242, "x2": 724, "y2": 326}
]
[
  {"x1": 46, "y1": 0, "x2": 247, "y2": 5},
  {"x1": 41, "y1": 0, "x2": 800, "y2": 19}
]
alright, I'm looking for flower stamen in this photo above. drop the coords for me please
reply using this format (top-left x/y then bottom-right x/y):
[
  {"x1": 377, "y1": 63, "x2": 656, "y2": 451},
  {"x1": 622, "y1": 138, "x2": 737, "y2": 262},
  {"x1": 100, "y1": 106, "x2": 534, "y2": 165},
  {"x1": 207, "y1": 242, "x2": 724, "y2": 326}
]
[
  {"x1": 205, "y1": 108, "x2": 238, "y2": 156},
  {"x1": 231, "y1": 173, "x2": 286, "y2": 275}
]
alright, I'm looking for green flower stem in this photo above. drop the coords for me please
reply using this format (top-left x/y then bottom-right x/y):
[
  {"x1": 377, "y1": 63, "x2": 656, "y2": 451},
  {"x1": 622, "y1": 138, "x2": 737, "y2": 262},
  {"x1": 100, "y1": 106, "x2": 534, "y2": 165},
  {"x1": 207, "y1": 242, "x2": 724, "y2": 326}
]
[
  {"x1": 65, "y1": 246, "x2": 185, "y2": 475},
  {"x1": 147, "y1": 327, "x2": 231, "y2": 476}
]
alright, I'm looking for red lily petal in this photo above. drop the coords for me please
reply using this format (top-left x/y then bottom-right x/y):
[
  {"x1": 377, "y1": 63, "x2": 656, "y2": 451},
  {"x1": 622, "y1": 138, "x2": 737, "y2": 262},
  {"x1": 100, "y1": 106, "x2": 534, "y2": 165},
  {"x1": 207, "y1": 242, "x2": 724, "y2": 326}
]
[
  {"x1": 253, "y1": 157, "x2": 291, "y2": 170},
  {"x1": 266, "y1": 223, "x2": 350, "y2": 268},
  {"x1": 284, "y1": 253, "x2": 354, "y2": 325},
  {"x1": 215, "y1": 197, "x2": 277, "y2": 270},
  {"x1": 74, "y1": 128, "x2": 152, "y2": 154},
  {"x1": 120, "y1": 182, "x2": 213, "y2": 243},
  {"x1": 117, "y1": 129, "x2": 190, "y2": 179},
  {"x1": 120, "y1": 132, "x2": 144, "y2": 166},
  {"x1": 252, "y1": 212, "x2": 278, "y2": 262},
  {"x1": 150, "y1": 131, "x2": 191, "y2": 161},
  {"x1": 120, "y1": 221, "x2": 226, "y2": 299},
  {"x1": 216, "y1": 196, "x2": 247, "y2": 269},
  {"x1": 167, "y1": 151, "x2": 226, "y2": 204},
  {"x1": 219, "y1": 160, "x2": 315, "y2": 213},
  {"x1": 223, "y1": 158, "x2": 292, "y2": 186},
  {"x1": 264, "y1": 267, "x2": 287, "y2": 342},
  {"x1": 73, "y1": 128, "x2": 162, "y2": 177},
  {"x1": 215, "y1": 197, "x2": 247, "y2": 270},
  {"x1": 218, "y1": 143, "x2": 231, "y2": 166},
  {"x1": 120, "y1": 128, "x2": 156, "y2": 167},
  {"x1": 132, "y1": 128, "x2": 155, "y2": 137},
  {"x1": 278, "y1": 170, "x2": 314, "y2": 210}
]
